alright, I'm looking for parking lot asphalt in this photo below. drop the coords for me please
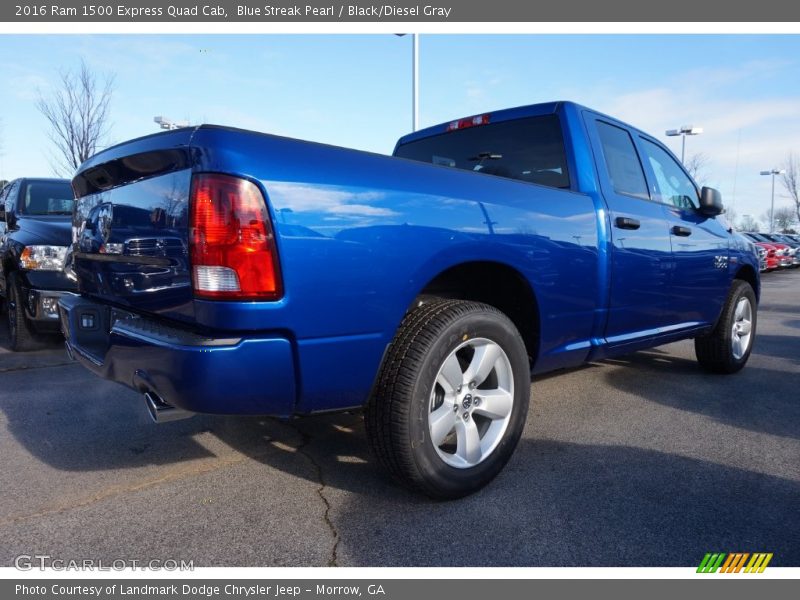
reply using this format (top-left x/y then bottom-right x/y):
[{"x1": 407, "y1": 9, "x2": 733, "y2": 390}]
[{"x1": 0, "y1": 272, "x2": 798, "y2": 568}]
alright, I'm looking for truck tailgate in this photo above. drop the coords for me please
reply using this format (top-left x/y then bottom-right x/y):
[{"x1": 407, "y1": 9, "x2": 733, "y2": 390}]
[{"x1": 72, "y1": 144, "x2": 195, "y2": 322}]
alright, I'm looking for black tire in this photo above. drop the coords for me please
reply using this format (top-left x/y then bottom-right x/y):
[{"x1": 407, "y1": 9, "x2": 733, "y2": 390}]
[
  {"x1": 695, "y1": 280, "x2": 757, "y2": 374},
  {"x1": 6, "y1": 272, "x2": 41, "y2": 352},
  {"x1": 365, "y1": 299, "x2": 531, "y2": 499}
]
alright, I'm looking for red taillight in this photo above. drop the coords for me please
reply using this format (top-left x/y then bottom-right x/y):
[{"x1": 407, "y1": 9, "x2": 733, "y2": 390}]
[
  {"x1": 446, "y1": 113, "x2": 490, "y2": 132},
  {"x1": 189, "y1": 173, "x2": 282, "y2": 300}
]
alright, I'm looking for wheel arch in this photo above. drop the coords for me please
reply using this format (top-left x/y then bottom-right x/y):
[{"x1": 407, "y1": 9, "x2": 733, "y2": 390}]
[
  {"x1": 734, "y1": 264, "x2": 760, "y2": 302},
  {"x1": 0, "y1": 258, "x2": 16, "y2": 298},
  {"x1": 408, "y1": 260, "x2": 541, "y2": 367}
]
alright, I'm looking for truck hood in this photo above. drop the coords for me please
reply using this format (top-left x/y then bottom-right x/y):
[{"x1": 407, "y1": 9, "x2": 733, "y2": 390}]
[{"x1": 17, "y1": 217, "x2": 73, "y2": 246}]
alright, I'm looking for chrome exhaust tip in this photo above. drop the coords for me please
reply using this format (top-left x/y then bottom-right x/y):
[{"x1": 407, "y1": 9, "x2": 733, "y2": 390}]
[{"x1": 144, "y1": 391, "x2": 193, "y2": 424}]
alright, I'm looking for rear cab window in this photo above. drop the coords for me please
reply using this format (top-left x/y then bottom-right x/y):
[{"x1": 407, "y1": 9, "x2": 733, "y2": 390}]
[{"x1": 393, "y1": 114, "x2": 571, "y2": 190}]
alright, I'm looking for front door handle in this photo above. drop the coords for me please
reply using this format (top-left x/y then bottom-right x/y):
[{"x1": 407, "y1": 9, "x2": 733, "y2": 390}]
[
  {"x1": 671, "y1": 225, "x2": 692, "y2": 237},
  {"x1": 615, "y1": 217, "x2": 641, "y2": 230}
]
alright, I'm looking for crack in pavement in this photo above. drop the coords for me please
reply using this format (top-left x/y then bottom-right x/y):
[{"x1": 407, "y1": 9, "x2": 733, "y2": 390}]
[
  {"x1": 288, "y1": 422, "x2": 340, "y2": 567},
  {"x1": 0, "y1": 405, "x2": 344, "y2": 569}
]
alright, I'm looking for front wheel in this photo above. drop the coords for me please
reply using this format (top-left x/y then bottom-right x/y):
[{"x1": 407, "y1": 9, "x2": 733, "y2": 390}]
[
  {"x1": 695, "y1": 280, "x2": 757, "y2": 374},
  {"x1": 365, "y1": 299, "x2": 531, "y2": 499},
  {"x1": 6, "y1": 272, "x2": 41, "y2": 352}
]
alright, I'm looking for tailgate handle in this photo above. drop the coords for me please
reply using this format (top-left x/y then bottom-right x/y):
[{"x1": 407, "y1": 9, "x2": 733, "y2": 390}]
[
  {"x1": 614, "y1": 216, "x2": 640, "y2": 230},
  {"x1": 671, "y1": 225, "x2": 692, "y2": 237}
]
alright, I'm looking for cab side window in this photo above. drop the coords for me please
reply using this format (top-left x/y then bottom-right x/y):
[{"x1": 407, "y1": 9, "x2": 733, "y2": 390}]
[
  {"x1": 596, "y1": 121, "x2": 650, "y2": 200},
  {"x1": 640, "y1": 140, "x2": 699, "y2": 210}
]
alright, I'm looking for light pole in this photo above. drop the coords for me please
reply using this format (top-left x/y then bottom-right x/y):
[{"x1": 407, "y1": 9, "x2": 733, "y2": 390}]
[
  {"x1": 760, "y1": 168, "x2": 786, "y2": 233},
  {"x1": 412, "y1": 33, "x2": 419, "y2": 132},
  {"x1": 395, "y1": 34, "x2": 419, "y2": 132},
  {"x1": 153, "y1": 116, "x2": 189, "y2": 131},
  {"x1": 665, "y1": 125, "x2": 703, "y2": 163}
]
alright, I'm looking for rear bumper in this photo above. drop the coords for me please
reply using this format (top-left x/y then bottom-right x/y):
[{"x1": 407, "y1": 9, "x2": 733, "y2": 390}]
[{"x1": 58, "y1": 294, "x2": 297, "y2": 417}]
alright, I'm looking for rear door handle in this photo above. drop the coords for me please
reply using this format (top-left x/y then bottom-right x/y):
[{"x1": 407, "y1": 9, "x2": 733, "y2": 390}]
[
  {"x1": 671, "y1": 225, "x2": 692, "y2": 237},
  {"x1": 614, "y1": 217, "x2": 640, "y2": 230}
]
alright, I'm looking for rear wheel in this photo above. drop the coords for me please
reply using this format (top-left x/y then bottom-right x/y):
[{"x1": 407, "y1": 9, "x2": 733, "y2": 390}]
[
  {"x1": 695, "y1": 280, "x2": 756, "y2": 374},
  {"x1": 365, "y1": 299, "x2": 531, "y2": 499},
  {"x1": 6, "y1": 272, "x2": 41, "y2": 352}
]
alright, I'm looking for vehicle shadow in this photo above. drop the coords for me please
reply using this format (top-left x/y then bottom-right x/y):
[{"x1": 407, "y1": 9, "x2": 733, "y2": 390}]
[
  {"x1": 331, "y1": 438, "x2": 800, "y2": 566},
  {"x1": 2, "y1": 308, "x2": 797, "y2": 567},
  {"x1": 3, "y1": 354, "x2": 799, "y2": 567},
  {"x1": 760, "y1": 302, "x2": 800, "y2": 314},
  {"x1": 0, "y1": 366, "x2": 225, "y2": 469},
  {"x1": 4, "y1": 341, "x2": 796, "y2": 476},
  {"x1": 600, "y1": 350, "x2": 800, "y2": 440},
  {"x1": 750, "y1": 334, "x2": 800, "y2": 362},
  {"x1": 209, "y1": 403, "x2": 800, "y2": 565},
  {"x1": 0, "y1": 307, "x2": 228, "y2": 471},
  {"x1": 781, "y1": 318, "x2": 800, "y2": 330}
]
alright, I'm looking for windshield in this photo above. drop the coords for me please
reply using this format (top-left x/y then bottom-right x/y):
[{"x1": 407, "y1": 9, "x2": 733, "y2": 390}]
[
  {"x1": 761, "y1": 234, "x2": 786, "y2": 244},
  {"x1": 394, "y1": 115, "x2": 571, "y2": 189},
  {"x1": 19, "y1": 181, "x2": 74, "y2": 216},
  {"x1": 744, "y1": 233, "x2": 768, "y2": 243}
]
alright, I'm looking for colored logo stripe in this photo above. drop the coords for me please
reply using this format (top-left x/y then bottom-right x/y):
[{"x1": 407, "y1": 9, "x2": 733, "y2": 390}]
[
  {"x1": 697, "y1": 552, "x2": 773, "y2": 573},
  {"x1": 697, "y1": 553, "x2": 726, "y2": 573},
  {"x1": 720, "y1": 553, "x2": 749, "y2": 573},
  {"x1": 744, "y1": 553, "x2": 773, "y2": 573}
]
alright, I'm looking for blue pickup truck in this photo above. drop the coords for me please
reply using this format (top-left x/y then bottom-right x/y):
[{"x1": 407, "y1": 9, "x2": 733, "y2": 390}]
[{"x1": 59, "y1": 101, "x2": 760, "y2": 498}]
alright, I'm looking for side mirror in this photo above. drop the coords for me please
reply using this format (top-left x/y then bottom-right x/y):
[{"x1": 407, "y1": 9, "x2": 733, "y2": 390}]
[{"x1": 699, "y1": 186, "x2": 723, "y2": 216}]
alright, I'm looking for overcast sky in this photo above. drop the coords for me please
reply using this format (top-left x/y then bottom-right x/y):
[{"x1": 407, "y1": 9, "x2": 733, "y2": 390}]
[{"x1": 1, "y1": 34, "x2": 798, "y2": 224}]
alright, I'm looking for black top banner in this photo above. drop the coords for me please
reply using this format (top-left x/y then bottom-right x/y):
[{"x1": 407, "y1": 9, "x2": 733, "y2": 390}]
[{"x1": 4, "y1": 0, "x2": 800, "y2": 22}]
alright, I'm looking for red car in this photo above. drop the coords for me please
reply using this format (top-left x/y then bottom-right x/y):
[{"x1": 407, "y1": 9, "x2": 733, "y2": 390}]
[
  {"x1": 743, "y1": 233, "x2": 782, "y2": 270},
  {"x1": 759, "y1": 242, "x2": 779, "y2": 271},
  {"x1": 770, "y1": 243, "x2": 793, "y2": 267},
  {"x1": 747, "y1": 232, "x2": 793, "y2": 267}
]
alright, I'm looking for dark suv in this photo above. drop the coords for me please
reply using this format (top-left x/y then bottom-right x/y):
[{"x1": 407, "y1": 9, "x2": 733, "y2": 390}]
[{"x1": 0, "y1": 178, "x2": 76, "y2": 350}]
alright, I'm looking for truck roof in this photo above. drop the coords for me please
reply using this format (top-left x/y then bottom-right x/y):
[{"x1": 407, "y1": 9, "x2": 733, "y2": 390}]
[
  {"x1": 11, "y1": 177, "x2": 71, "y2": 184},
  {"x1": 395, "y1": 100, "x2": 645, "y2": 147},
  {"x1": 76, "y1": 100, "x2": 648, "y2": 179}
]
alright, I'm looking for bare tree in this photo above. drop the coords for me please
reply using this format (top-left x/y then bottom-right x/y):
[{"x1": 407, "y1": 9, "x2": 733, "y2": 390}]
[
  {"x1": 773, "y1": 206, "x2": 798, "y2": 233},
  {"x1": 779, "y1": 152, "x2": 800, "y2": 225},
  {"x1": 684, "y1": 152, "x2": 710, "y2": 184},
  {"x1": 36, "y1": 60, "x2": 114, "y2": 176},
  {"x1": 739, "y1": 215, "x2": 760, "y2": 232}
]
